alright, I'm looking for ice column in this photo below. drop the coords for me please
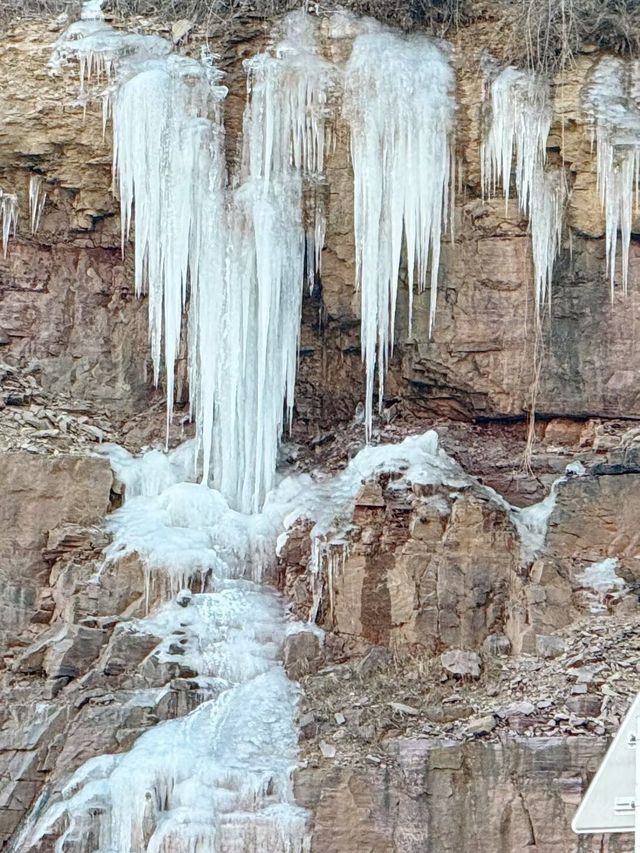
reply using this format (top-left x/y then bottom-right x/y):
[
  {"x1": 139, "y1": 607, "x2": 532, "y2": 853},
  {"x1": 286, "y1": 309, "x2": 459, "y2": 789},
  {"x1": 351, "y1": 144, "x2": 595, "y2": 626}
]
[
  {"x1": 201, "y1": 12, "x2": 335, "y2": 513},
  {"x1": 51, "y1": 5, "x2": 335, "y2": 514},
  {"x1": 583, "y1": 56, "x2": 640, "y2": 296},
  {"x1": 0, "y1": 191, "x2": 18, "y2": 258},
  {"x1": 113, "y1": 54, "x2": 227, "y2": 436},
  {"x1": 482, "y1": 66, "x2": 566, "y2": 310},
  {"x1": 49, "y1": 0, "x2": 227, "y2": 446},
  {"x1": 28, "y1": 176, "x2": 46, "y2": 234},
  {"x1": 343, "y1": 30, "x2": 455, "y2": 440}
]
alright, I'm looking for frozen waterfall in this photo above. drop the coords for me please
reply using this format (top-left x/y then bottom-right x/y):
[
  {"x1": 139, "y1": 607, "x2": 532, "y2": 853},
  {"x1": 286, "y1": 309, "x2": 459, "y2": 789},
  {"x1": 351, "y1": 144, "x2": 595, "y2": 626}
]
[
  {"x1": 51, "y1": 3, "x2": 333, "y2": 514},
  {"x1": 32, "y1": 4, "x2": 336, "y2": 851},
  {"x1": 211, "y1": 13, "x2": 334, "y2": 512},
  {"x1": 23, "y1": 444, "x2": 313, "y2": 853},
  {"x1": 482, "y1": 65, "x2": 566, "y2": 312},
  {"x1": 343, "y1": 27, "x2": 455, "y2": 440}
]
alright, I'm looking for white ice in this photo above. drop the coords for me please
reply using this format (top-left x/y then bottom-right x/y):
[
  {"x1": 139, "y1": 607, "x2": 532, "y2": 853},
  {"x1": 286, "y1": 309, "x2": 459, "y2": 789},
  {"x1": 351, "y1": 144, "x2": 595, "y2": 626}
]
[
  {"x1": 492, "y1": 460, "x2": 586, "y2": 564},
  {"x1": 31, "y1": 588, "x2": 309, "y2": 853},
  {"x1": 202, "y1": 12, "x2": 335, "y2": 512},
  {"x1": 577, "y1": 557, "x2": 626, "y2": 594},
  {"x1": 576, "y1": 557, "x2": 627, "y2": 614},
  {"x1": 342, "y1": 25, "x2": 455, "y2": 440},
  {"x1": 53, "y1": 5, "x2": 334, "y2": 516},
  {"x1": 28, "y1": 176, "x2": 46, "y2": 234},
  {"x1": 27, "y1": 424, "x2": 569, "y2": 850},
  {"x1": 0, "y1": 190, "x2": 18, "y2": 258},
  {"x1": 482, "y1": 65, "x2": 566, "y2": 311},
  {"x1": 583, "y1": 56, "x2": 640, "y2": 296},
  {"x1": 28, "y1": 443, "x2": 312, "y2": 853}
]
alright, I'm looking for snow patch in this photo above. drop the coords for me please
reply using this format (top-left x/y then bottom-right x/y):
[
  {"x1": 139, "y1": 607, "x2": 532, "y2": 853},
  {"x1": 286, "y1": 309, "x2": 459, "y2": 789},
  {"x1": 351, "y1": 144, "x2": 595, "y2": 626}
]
[{"x1": 576, "y1": 557, "x2": 628, "y2": 614}]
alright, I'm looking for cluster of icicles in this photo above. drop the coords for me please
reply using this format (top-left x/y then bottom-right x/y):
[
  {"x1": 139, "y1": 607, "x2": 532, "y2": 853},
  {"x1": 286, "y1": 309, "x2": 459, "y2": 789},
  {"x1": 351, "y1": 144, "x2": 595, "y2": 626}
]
[
  {"x1": 0, "y1": 176, "x2": 47, "y2": 258},
  {"x1": 45, "y1": 1, "x2": 640, "y2": 517},
  {"x1": 583, "y1": 57, "x2": 640, "y2": 296},
  {"x1": 51, "y1": 0, "x2": 337, "y2": 513},
  {"x1": 481, "y1": 62, "x2": 566, "y2": 312}
]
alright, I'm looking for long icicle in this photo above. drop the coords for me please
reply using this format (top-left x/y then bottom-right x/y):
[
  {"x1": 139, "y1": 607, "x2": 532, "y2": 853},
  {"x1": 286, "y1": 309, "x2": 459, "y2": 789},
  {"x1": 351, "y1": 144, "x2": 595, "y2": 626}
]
[{"x1": 343, "y1": 27, "x2": 455, "y2": 441}]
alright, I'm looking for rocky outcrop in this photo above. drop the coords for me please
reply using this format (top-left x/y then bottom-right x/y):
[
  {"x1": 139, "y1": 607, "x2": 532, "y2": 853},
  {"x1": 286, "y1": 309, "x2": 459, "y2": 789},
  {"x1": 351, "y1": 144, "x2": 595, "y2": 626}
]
[
  {"x1": 281, "y1": 421, "x2": 640, "y2": 661},
  {"x1": 0, "y1": 23, "x2": 159, "y2": 423},
  {"x1": 0, "y1": 450, "x2": 112, "y2": 653},
  {"x1": 297, "y1": 736, "x2": 629, "y2": 853},
  {"x1": 1, "y1": 17, "x2": 640, "y2": 432},
  {"x1": 280, "y1": 482, "x2": 521, "y2": 652}
]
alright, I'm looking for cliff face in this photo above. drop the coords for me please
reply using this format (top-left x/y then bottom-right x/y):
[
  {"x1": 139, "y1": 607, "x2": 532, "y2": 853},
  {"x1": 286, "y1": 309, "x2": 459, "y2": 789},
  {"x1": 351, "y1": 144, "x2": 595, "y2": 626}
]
[
  {"x1": 2, "y1": 16, "x2": 640, "y2": 429},
  {"x1": 1, "y1": 9, "x2": 640, "y2": 853},
  {"x1": 298, "y1": 738, "x2": 624, "y2": 853}
]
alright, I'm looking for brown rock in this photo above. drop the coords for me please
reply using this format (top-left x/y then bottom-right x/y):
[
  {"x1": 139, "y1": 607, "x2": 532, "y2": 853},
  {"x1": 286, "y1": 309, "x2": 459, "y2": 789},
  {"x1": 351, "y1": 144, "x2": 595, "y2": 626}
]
[
  {"x1": 283, "y1": 629, "x2": 324, "y2": 680},
  {"x1": 296, "y1": 736, "x2": 614, "y2": 852},
  {"x1": 43, "y1": 624, "x2": 106, "y2": 680},
  {"x1": 0, "y1": 452, "x2": 112, "y2": 653}
]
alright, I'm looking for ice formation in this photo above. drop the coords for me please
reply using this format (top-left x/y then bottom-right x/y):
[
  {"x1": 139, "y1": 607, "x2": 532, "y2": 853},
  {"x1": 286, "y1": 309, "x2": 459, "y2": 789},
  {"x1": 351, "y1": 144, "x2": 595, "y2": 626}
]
[
  {"x1": 52, "y1": 4, "x2": 333, "y2": 514},
  {"x1": 112, "y1": 51, "x2": 227, "y2": 437},
  {"x1": 35, "y1": 6, "x2": 582, "y2": 848},
  {"x1": 530, "y1": 169, "x2": 567, "y2": 308},
  {"x1": 0, "y1": 190, "x2": 18, "y2": 258},
  {"x1": 49, "y1": 0, "x2": 171, "y2": 93},
  {"x1": 23, "y1": 420, "x2": 569, "y2": 850},
  {"x1": 207, "y1": 13, "x2": 335, "y2": 512},
  {"x1": 343, "y1": 28, "x2": 456, "y2": 439},
  {"x1": 576, "y1": 557, "x2": 628, "y2": 613},
  {"x1": 482, "y1": 65, "x2": 566, "y2": 310},
  {"x1": 32, "y1": 5, "x2": 340, "y2": 848},
  {"x1": 28, "y1": 176, "x2": 46, "y2": 234},
  {"x1": 29, "y1": 593, "x2": 310, "y2": 852},
  {"x1": 25, "y1": 445, "x2": 312, "y2": 852},
  {"x1": 583, "y1": 57, "x2": 640, "y2": 296}
]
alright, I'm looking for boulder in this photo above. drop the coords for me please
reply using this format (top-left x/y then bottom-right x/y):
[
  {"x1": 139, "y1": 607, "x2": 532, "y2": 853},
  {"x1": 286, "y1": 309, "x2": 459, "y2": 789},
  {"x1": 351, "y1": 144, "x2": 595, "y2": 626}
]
[
  {"x1": 283, "y1": 629, "x2": 324, "y2": 680},
  {"x1": 440, "y1": 649, "x2": 481, "y2": 679}
]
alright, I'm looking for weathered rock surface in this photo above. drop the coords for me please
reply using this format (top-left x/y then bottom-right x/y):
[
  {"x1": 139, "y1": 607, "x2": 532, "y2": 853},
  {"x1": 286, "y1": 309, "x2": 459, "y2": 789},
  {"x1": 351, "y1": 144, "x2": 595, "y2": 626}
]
[
  {"x1": 0, "y1": 450, "x2": 112, "y2": 651},
  {"x1": 281, "y1": 427, "x2": 640, "y2": 666},
  {"x1": 296, "y1": 736, "x2": 629, "y2": 853}
]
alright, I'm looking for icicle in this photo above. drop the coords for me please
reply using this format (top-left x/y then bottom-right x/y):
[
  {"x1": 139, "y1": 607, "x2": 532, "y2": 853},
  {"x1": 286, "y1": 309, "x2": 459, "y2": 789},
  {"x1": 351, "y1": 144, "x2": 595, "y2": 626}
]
[
  {"x1": 342, "y1": 28, "x2": 455, "y2": 441},
  {"x1": 482, "y1": 67, "x2": 551, "y2": 215},
  {"x1": 482, "y1": 64, "x2": 565, "y2": 314},
  {"x1": 583, "y1": 56, "x2": 640, "y2": 297},
  {"x1": 53, "y1": 4, "x2": 332, "y2": 516},
  {"x1": 531, "y1": 169, "x2": 567, "y2": 309},
  {"x1": 0, "y1": 191, "x2": 18, "y2": 258},
  {"x1": 194, "y1": 11, "x2": 335, "y2": 513},
  {"x1": 28, "y1": 175, "x2": 46, "y2": 234},
  {"x1": 113, "y1": 53, "x2": 227, "y2": 443}
]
